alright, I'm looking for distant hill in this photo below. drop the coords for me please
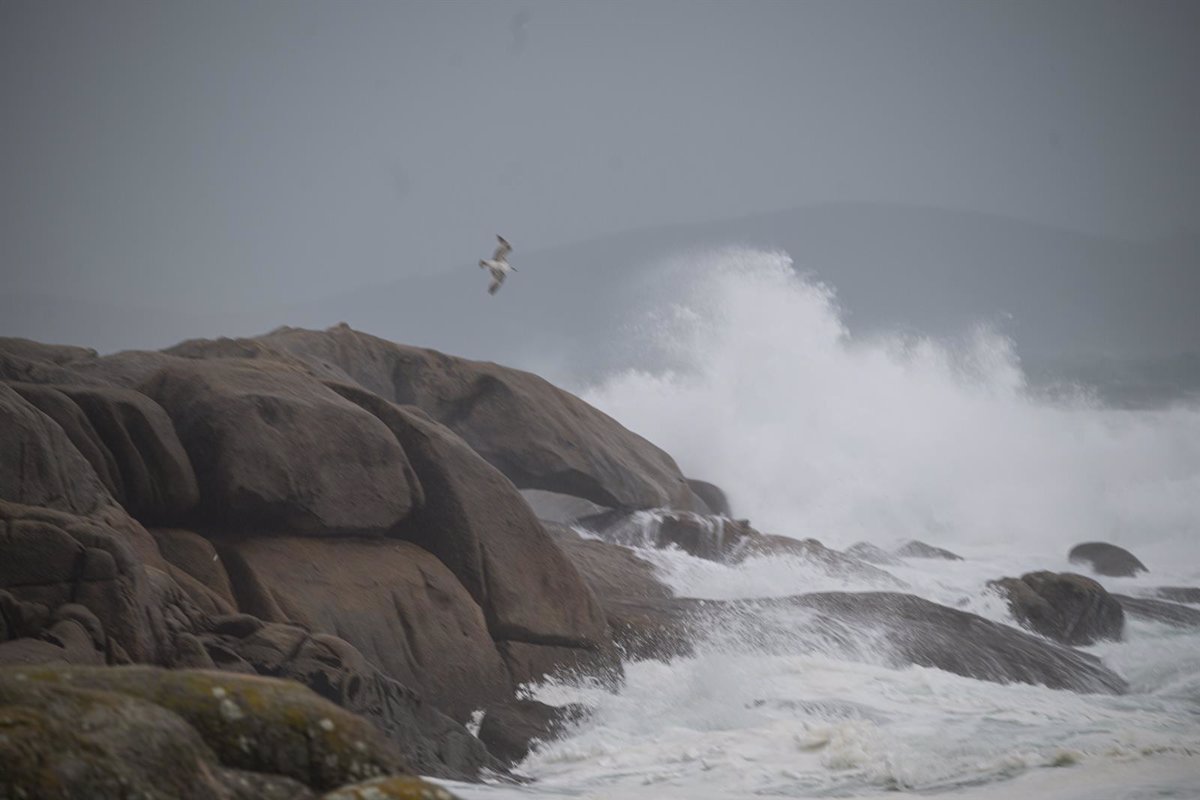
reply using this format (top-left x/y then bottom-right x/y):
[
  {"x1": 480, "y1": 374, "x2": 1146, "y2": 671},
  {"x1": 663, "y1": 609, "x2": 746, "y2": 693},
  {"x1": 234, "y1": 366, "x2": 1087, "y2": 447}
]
[{"x1": 3, "y1": 203, "x2": 1197, "y2": 402}]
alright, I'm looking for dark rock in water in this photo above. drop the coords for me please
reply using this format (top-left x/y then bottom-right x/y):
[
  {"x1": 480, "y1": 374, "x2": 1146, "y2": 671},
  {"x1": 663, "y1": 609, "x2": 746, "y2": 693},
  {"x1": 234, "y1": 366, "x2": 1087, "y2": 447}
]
[
  {"x1": 478, "y1": 699, "x2": 588, "y2": 766},
  {"x1": 330, "y1": 384, "x2": 608, "y2": 649},
  {"x1": 782, "y1": 592, "x2": 1127, "y2": 694},
  {"x1": 1113, "y1": 594, "x2": 1200, "y2": 628},
  {"x1": 546, "y1": 522, "x2": 674, "y2": 601},
  {"x1": 729, "y1": 533, "x2": 905, "y2": 587},
  {"x1": 594, "y1": 592, "x2": 1127, "y2": 694},
  {"x1": 687, "y1": 479, "x2": 732, "y2": 517},
  {"x1": 1068, "y1": 541, "x2": 1147, "y2": 577},
  {"x1": 214, "y1": 536, "x2": 512, "y2": 723},
  {"x1": 200, "y1": 617, "x2": 500, "y2": 780},
  {"x1": 497, "y1": 640, "x2": 623, "y2": 690},
  {"x1": 1152, "y1": 586, "x2": 1200, "y2": 604},
  {"x1": 575, "y1": 509, "x2": 902, "y2": 586},
  {"x1": 990, "y1": 572, "x2": 1124, "y2": 646},
  {"x1": 0, "y1": 664, "x2": 408, "y2": 797},
  {"x1": 845, "y1": 542, "x2": 901, "y2": 566},
  {"x1": 141, "y1": 359, "x2": 421, "y2": 535},
  {"x1": 894, "y1": 540, "x2": 963, "y2": 560}
]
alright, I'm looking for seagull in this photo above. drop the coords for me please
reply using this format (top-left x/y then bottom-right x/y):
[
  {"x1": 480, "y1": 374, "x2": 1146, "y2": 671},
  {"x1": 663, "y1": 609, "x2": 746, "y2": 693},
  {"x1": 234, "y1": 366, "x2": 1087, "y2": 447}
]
[{"x1": 479, "y1": 235, "x2": 515, "y2": 295}]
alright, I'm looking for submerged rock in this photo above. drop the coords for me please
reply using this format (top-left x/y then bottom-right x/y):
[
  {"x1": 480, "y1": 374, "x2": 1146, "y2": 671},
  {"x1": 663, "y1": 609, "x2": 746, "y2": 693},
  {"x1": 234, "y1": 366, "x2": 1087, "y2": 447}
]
[
  {"x1": 894, "y1": 540, "x2": 963, "y2": 560},
  {"x1": 477, "y1": 699, "x2": 588, "y2": 766},
  {"x1": 1113, "y1": 594, "x2": 1200, "y2": 628},
  {"x1": 1068, "y1": 542, "x2": 1148, "y2": 577},
  {"x1": 990, "y1": 572, "x2": 1125, "y2": 645}
]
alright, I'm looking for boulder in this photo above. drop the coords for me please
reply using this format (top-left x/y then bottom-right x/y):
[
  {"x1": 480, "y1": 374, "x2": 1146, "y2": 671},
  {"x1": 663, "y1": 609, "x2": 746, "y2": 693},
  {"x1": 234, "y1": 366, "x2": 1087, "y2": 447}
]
[
  {"x1": 477, "y1": 699, "x2": 588, "y2": 766},
  {"x1": 200, "y1": 617, "x2": 500, "y2": 780},
  {"x1": 1153, "y1": 586, "x2": 1200, "y2": 604},
  {"x1": 177, "y1": 325, "x2": 701, "y2": 511},
  {"x1": 520, "y1": 488, "x2": 610, "y2": 524},
  {"x1": 845, "y1": 541, "x2": 901, "y2": 566},
  {"x1": 686, "y1": 479, "x2": 732, "y2": 517},
  {"x1": 0, "y1": 664, "x2": 409, "y2": 794},
  {"x1": 990, "y1": 572, "x2": 1125, "y2": 645},
  {"x1": 151, "y1": 527, "x2": 239, "y2": 613},
  {"x1": 1113, "y1": 594, "x2": 1200, "y2": 628},
  {"x1": 11, "y1": 382, "x2": 199, "y2": 524},
  {"x1": 1068, "y1": 542, "x2": 1148, "y2": 577},
  {"x1": 214, "y1": 536, "x2": 512, "y2": 722},
  {"x1": 546, "y1": 523, "x2": 673, "y2": 601},
  {"x1": 0, "y1": 383, "x2": 111, "y2": 516},
  {"x1": 141, "y1": 359, "x2": 420, "y2": 535},
  {"x1": 0, "y1": 500, "x2": 155, "y2": 662},
  {"x1": 894, "y1": 540, "x2": 963, "y2": 560},
  {"x1": 329, "y1": 384, "x2": 608, "y2": 648}
]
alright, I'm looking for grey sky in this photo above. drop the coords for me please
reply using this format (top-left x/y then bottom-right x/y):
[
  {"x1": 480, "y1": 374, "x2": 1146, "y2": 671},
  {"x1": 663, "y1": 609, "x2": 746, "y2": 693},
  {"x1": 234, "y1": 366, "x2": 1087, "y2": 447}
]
[{"x1": 2, "y1": 0, "x2": 1198, "y2": 317}]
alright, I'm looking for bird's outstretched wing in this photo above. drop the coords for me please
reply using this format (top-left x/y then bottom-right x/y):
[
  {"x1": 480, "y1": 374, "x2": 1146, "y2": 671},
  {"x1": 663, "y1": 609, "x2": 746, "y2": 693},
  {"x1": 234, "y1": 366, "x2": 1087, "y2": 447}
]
[
  {"x1": 492, "y1": 235, "x2": 512, "y2": 262},
  {"x1": 488, "y1": 274, "x2": 505, "y2": 295}
]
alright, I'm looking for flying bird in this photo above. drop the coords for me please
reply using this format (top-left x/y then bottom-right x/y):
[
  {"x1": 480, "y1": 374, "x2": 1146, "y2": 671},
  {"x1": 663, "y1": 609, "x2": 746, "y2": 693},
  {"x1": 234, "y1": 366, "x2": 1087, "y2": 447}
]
[{"x1": 479, "y1": 235, "x2": 515, "y2": 295}]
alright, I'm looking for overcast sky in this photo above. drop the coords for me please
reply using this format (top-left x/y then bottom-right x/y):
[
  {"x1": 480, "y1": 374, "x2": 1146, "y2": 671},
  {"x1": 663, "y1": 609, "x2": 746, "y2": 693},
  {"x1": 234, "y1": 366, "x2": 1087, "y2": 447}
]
[{"x1": 2, "y1": 0, "x2": 1197, "y2": 315}]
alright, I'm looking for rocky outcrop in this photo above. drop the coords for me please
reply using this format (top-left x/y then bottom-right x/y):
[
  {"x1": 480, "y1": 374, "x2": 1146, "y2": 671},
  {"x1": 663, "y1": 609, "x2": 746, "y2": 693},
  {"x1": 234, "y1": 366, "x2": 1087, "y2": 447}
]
[
  {"x1": 478, "y1": 699, "x2": 587, "y2": 766},
  {"x1": 575, "y1": 509, "x2": 901, "y2": 586},
  {"x1": 10, "y1": 382, "x2": 199, "y2": 524},
  {"x1": 1113, "y1": 594, "x2": 1200, "y2": 628},
  {"x1": 990, "y1": 572, "x2": 1124, "y2": 645},
  {"x1": 894, "y1": 540, "x2": 963, "y2": 560},
  {"x1": 1068, "y1": 541, "x2": 1148, "y2": 577},
  {"x1": 0, "y1": 665, "x2": 412, "y2": 798},
  {"x1": 1153, "y1": 586, "x2": 1200, "y2": 604},
  {"x1": 141, "y1": 359, "x2": 421, "y2": 535},
  {"x1": 845, "y1": 541, "x2": 901, "y2": 566},
  {"x1": 171, "y1": 325, "x2": 701, "y2": 511},
  {"x1": 329, "y1": 384, "x2": 608, "y2": 649},
  {"x1": 686, "y1": 479, "x2": 732, "y2": 517},
  {"x1": 323, "y1": 776, "x2": 462, "y2": 800},
  {"x1": 596, "y1": 592, "x2": 1127, "y2": 693},
  {"x1": 213, "y1": 536, "x2": 512, "y2": 722},
  {"x1": 199, "y1": 615, "x2": 499, "y2": 779}
]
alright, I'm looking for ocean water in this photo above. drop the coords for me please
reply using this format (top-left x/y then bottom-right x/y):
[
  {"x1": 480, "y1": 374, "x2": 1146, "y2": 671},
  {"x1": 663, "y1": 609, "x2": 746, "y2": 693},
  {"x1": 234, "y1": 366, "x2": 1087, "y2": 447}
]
[{"x1": 443, "y1": 248, "x2": 1200, "y2": 799}]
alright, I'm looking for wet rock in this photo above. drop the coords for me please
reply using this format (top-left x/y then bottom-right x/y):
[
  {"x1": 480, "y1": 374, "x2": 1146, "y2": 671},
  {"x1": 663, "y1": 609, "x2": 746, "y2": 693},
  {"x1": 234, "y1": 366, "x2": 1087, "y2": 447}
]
[
  {"x1": 1113, "y1": 594, "x2": 1200, "y2": 628},
  {"x1": 894, "y1": 540, "x2": 963, "y2": 560},
  {"x1": 215, "y1": 536, "x2": 512, "y2": 722},
  {"x1": 686, "y1": 479, "x2": 732, "y2": 517},
  {"x1": 141, "y1": 359, "x2": 420, "y2": 535},
  {"x1": 151, "y1": 527, "x2": 239, "y2": 613},
  {"x1": 0, "y1": 337, "x2": 97, "y2": 385},
  {"x1": 1152, "y1": 586, "x2": 1200, "y2": 604},
  {"x1": 478, "y1": 699, "x2": 588, "y2": 766},
  {"x1": 496, "y1": 640, "x2": 623, "y2": 689},
  {"x1": 845, "y1": 541, "x2": 901, "y2": 566},
  {"x1": 990, "y1": 572, "x2": 1124, "y2": 645},
  {"x1": 330, "y1": 384, "x2": 608, "y2": 649},
  {"x1": 1068, "y1": 542, "x2": 1148, "y2": 577},
  {"x1": 546, "y1": 522, "x2": 673, "y2": 601}
]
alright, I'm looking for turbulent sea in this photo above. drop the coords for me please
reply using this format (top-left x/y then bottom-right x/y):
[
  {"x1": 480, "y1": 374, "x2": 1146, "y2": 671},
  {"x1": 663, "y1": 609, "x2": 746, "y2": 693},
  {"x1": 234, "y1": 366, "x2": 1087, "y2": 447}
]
[{"x1": 449, "y1": 248, "x2": 1200, "y2": 799}]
